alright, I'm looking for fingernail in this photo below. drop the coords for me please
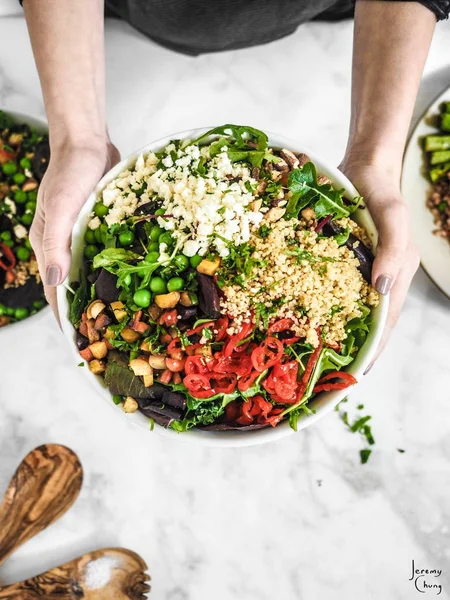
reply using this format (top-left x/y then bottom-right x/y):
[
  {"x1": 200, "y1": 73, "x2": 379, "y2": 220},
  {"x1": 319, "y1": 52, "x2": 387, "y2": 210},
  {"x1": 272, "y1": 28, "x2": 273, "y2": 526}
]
[
  {"x1": 46, "y1": 265, "x2": 61, "y2": 286},
  {"x1": 375, "y1": 274, "x2": 392, "y2": 295},
  {"x1": 363, "y1": 361, "x2": 374, "y2": 376}
]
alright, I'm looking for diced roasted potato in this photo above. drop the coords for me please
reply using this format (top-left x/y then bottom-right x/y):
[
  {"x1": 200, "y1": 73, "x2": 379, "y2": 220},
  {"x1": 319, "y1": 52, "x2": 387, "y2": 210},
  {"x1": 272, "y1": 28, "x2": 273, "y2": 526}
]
[
  {"x1": 129, "y1": 358, "x2": 152, "y2": 377},
  {"x1": 111, "y1": 301, "x2": 127, "y2": 322},
  {"x1": 88, "y1": 359, "x2": 106, "y2": 374},
  {"x1": 180, "y1": 291, "x2": 194, "y2": 307},
  {"x1": 148, "y1": 303, "x2": 162, "y2": 321},
  {"x1": 154, "y1": 291, "x2": 180, "y2": 309},
  {"x1": 123, "y1": 396, "x2": 138, "y2": 413},
  {"x1": 79, "y1": 347, "x2": 94, "y2": 362},
  {"x1": 87, "y1": 299, "x2": 106, "y2": 320},
  {"x1": 143, "y1": 373, "x2": 154, "y2": 387},
  {"x1": 104, "y1": 327, "x2": 115, "y2": 340},
  {"x1": 22, "y1": 179, "x2": 38, "y2": 192},
  {"x1": 196, "y1": 257, "x2": 221, "y2": 276},
  {"x1": 148, "y1": 354, "x2": 167, "y2": 370},
  {"x1": 86, "y1": 319, "x2": 101, "y2": 344},
  {"x1": 120, "y1": 327, "x2": 141, "y2": 343},
  {"x1": 89, "y1": 340, "x2": 108, "y2": 359},
  {"x1": 140, "y1": 340, "x2": 150, "y2": 352}
]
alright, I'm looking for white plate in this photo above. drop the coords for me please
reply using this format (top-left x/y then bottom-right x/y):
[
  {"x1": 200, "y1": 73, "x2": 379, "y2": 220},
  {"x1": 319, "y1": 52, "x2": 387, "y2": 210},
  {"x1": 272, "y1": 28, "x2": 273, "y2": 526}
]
[
  {"x1": 402, "y1": 86, "x2": 450, "y2": 299},
  {"x1": 57, "y1": 128, "x2": 388, "y2": 447}
]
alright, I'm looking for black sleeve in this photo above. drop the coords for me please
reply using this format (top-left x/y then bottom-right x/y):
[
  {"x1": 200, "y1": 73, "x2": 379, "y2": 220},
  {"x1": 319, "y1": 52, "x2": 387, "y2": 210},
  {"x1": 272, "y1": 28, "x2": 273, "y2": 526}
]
[{"x1": 417, "y1": 0, "x2": 450, "y2": 19}]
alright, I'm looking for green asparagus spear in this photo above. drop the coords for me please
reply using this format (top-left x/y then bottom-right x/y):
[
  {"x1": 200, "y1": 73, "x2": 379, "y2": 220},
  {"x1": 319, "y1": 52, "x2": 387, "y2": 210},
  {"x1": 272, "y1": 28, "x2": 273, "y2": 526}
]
[
  {"x1": 441, "y1": 113, "x2": 450, "y2": 132},
  {"x1": 429, "y1": 161, "x2": 450, "y2": 183},
  {"x1": 424, "y1": 135, "x2": 450, "y2": 152},
  {"x1": 430, "y1": 150, "x2": 450, "y2": 165}
]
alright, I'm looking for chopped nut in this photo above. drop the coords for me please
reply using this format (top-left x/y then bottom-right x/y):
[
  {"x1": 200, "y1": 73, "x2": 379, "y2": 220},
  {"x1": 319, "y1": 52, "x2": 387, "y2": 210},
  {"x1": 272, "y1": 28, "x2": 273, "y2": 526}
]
[
  {"x1": 8, "y1": 132, "x2": 23, "y2": 146},
  {"x1": 273, "y1": 158, "x2": 289, "y2": 172},
  {"x1": 318, "y1": 174, "x2": 331, "y2": 185},
  {"x1": 179, "y1": 291, "x2": 194, "y2": 307},
  {"x1": 264, "y1": 207, "x2": 286, "y2": 222},
  {"x1": 280, "y1": 149, "x2": 299, "y2": 169},
  {"x1": 256, "y1": 180, "x2": 268, "y2": 195},
  {"x1": 148, "y1": 303, "x2": 162, "y2": 321},
  {"x1": 22, "y1": 180, "x2": 38, "y2": 192},
  {"x1": 86, "y1": 299, "x2": 106, "y2": 320},
  {"x1": 250, "y1": 199, "x2": 263, "y2": 212},
  {"x1": 123, "y1": 396, "x2": 138, "y2": 413},
  {"x1": 296, "y1": 153, "x2": 311, "y2": 167}
]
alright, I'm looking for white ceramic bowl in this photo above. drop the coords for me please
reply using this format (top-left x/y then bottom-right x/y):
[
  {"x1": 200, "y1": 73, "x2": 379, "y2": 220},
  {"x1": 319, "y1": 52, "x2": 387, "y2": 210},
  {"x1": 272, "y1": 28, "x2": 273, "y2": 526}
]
[
  {"x1": 57, "y1": 128, "x2": 388, "y2": 447},
  {"x1": 0, "y1": 109, "x2": 50, "y2": 331}
]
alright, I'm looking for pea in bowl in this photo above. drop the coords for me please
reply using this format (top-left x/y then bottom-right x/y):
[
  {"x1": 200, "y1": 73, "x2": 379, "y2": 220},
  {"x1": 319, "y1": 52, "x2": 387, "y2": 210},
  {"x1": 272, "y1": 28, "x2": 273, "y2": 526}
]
[
  {"x1": 0, "y1": 109, "x2": 49, "y2": 328},
  {"x1": 57, "y1": 125, "x2": 388, "y2": 447}
]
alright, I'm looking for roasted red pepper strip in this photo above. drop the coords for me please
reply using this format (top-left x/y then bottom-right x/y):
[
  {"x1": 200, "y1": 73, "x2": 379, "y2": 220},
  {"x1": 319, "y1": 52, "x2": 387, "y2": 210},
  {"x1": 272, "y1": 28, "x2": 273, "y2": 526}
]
[
  {"x1": 224, "y1": 320, "x2": 254, "y2": 357},
  {"x1": 268, "y1": 318, "x2": 294, "y2": 334},
  {"x1": 251, "y1": 336, "x2": 284, "y2": 372},
  {"x1": 0, "y1": 243, "x2": 16, "y2": 271},
  {"x1": 313, "y1": 371, "x2": 357, "y2": 393},
  {"x1": 237, "y1": 370, "x2": 260, "y2": 392},
  {"x1": 297, "y1": 335, "x2": 323, "y2": 397}
]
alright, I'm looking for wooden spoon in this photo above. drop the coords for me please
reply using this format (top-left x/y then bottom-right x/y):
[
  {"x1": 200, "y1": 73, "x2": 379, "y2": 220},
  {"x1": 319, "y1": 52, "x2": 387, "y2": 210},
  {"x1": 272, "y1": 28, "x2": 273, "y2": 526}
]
[
  {"x1": 0, "y1": 444, "x2": 83, "y2": 566},
  {"x1": 0, "y1": 548, "x2": 151, "y2": 599}
]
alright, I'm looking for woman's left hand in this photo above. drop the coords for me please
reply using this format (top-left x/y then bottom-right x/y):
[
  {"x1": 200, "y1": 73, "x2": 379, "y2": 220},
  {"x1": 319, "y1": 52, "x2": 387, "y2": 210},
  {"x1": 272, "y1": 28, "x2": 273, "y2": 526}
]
[{"x1": 339, "y1": 161, "x2": 420, "y2": 367}]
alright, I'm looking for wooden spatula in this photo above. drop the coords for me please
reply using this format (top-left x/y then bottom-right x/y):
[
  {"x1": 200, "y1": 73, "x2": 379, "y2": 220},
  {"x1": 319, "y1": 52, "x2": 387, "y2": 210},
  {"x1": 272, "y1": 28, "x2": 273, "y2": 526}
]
[
  {"x1": 0, "y1": 444, "x2": 83, "y2": 566},
  {"x1": 0, "y1": 547, "x2": 150, "y2": 599}
]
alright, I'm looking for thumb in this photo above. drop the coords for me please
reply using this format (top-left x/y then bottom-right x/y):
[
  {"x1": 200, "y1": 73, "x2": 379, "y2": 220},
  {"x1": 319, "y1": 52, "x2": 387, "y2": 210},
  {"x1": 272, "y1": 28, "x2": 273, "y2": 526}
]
[
  {"x1": 370, "y1": 199, "x2": 408, "y2": 295},
  {"x1": 42, "y1": 194, "x2": 81, "y2": 286}
]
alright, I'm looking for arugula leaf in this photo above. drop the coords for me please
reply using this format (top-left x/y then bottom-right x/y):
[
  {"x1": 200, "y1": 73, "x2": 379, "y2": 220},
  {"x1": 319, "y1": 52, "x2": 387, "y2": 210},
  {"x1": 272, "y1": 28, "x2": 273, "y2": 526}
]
[
  {"x1": 334, "y1": 226, "x2": 350, "y2": 246},
  {"x1": 93, "y1": 248, "x2": 141, "y2": 269},
  {"x1": 360, "y1": 449, "x2": 372, "y2": 464},
  {"x1": 68, "y1": 269, "x2": 88, "y2": 327},
  {"x1": 286, "y1": 162, "x2": 354, "y2": 220}
]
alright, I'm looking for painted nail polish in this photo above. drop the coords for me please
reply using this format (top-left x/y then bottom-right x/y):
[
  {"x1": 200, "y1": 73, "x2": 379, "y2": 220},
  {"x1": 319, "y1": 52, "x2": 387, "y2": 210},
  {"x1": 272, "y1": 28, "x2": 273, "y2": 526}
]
[
  {"x1": 375, "y1": 274, "x2": 392, "y2": 295},
  {"x1": 46, "y1": 265, "x2": 61, "y2": 286}
]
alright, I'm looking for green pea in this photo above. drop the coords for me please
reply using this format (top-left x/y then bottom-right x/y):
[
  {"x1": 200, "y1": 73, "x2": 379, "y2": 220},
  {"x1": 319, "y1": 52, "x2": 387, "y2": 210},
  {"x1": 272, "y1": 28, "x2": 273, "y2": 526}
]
[
  {"x1": 149, "y1": 226, "x2": 164, "y2": 242},
  {"x1": 84, "y1": 244, "x2": 99, "y2": 260},
  {"x1": 133, "y1": 289, "x2": 151, "y2": 308},
  {"x1": 119, "y1": 230, "x2": 135, "y2": 247},
  {"x1": 0, "y1": 231, "x2": 11, "y2": 241},
  {"x1": 3, "y1": 239, "x2": 14, "y2": 248},
  {"x1": 189, "y1": 255, "x2": 203, "y2": 268},
  {"x1": 21, "y1": 213, "x2": 33, "y2": 226},
  {"x1": 173, "y1": 254, "x2": 189, "y2": 272},
  {"x1": 2, "y1": 162, "x2": 17, "y2": 175},
  {"x1": 14, "y1": 190, "x2": 27, "y2": 204},
  {"x1": 167, "y1": 277, "x2": 184, "y2": 292},
  {"x1": 25, "y1": 201, "x2": 36, "y2": 213},
  {"x1": 150, "y1": 277, "x2": 167, "y2": 294},
  {"x1": 94, "y1": 202, "x2": 109, "y2": 218},
  {"x1": 0, "y1": 304, "x2": 5, "y2": 316},
  {"x1": 13, "y1": 172, "x2": 26, "y2": 185},
  {"x1": 27, "y1": 190, "x2": 38, "y2": 202},
  {"x1": 14, "y1": 307, "x2": 29, "y2": 320},
  {"x1": 24, "y1": 238, "x2": 32, "y2": 250},
  {"x1": 84, "y1": 229, "x2": 97, "y2": 244},
  {"x1": 33, "y1": 299, "x2": 46, "y2": 309},
  {"x1": 155, "y1": 208, "x2": 165, "y2": 216},
  {"x1": 16, "y1": 247, "x2": 31, "y2": 261},
  {"x1": 145, "y1": 251, "x2": 160, "y2": 264},
  {"x1": 158, "y1": 232, "x2": 173, "y2": 246},
  {"x1": 5, "y1": 307, "x2": 15, "y2": 316},
  {"x1": 94, "y1": 223, "x2": 108, "y2": 244},
  {"x1": 148, "y1": 241, "x2": 159, "y2": 252},
  {"x1": 20, "y1": 157, "x2": 31, "y2": 170}
]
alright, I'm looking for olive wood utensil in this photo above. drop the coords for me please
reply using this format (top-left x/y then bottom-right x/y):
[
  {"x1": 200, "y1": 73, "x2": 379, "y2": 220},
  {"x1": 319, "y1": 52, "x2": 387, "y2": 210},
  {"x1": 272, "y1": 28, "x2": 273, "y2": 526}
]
[
  {"x1": 0, "y1": 548, "x2": 150, "y2": 599},
  {"x1": 0, "y1": 444, "x2": 83, "y2": 566}
]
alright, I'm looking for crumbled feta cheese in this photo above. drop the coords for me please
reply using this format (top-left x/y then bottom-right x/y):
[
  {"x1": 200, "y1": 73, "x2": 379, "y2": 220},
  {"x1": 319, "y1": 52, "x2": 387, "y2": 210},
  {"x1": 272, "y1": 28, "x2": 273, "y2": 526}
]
[
  {"x1": 4, "y1": 198, "x2": 16, "y2": 215},
  {"x1": 13, "y1": 224, "x2": 27, "y2": 239},
  {"x1": 88, "y1": 216, "x2": 101, "y2": 230}
]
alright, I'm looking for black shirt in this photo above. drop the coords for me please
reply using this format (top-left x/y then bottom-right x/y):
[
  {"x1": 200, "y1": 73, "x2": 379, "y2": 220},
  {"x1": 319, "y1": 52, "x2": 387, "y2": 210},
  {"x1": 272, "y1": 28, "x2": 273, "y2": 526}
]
[
  {"x1": 105, "y1": 0, "x2": 449, "y2": 55},
  {"x1": 23, "y1": 0, "x2": 450, "y2": 55}
]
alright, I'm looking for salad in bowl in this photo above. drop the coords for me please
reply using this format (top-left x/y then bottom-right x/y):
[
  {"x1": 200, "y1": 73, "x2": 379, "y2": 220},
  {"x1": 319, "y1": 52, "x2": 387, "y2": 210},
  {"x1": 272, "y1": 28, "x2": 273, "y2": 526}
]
[{"x1": 59, "y1": 125, "x2": 386, "y2": 443}]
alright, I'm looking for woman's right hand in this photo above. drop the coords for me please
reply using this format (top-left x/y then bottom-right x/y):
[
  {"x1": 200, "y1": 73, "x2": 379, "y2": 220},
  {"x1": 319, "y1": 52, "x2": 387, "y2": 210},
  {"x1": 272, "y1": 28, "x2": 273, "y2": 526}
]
[{"x1": 30, "y1": 139, "x2": 120, "y2": 323}]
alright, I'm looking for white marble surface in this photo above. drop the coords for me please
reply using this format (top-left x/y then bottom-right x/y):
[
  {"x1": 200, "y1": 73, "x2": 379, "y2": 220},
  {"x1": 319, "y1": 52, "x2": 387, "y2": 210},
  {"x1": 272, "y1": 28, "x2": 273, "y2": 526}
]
[{"x1": 1, "y1": 12, "x2": 450, "y2": 600}]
